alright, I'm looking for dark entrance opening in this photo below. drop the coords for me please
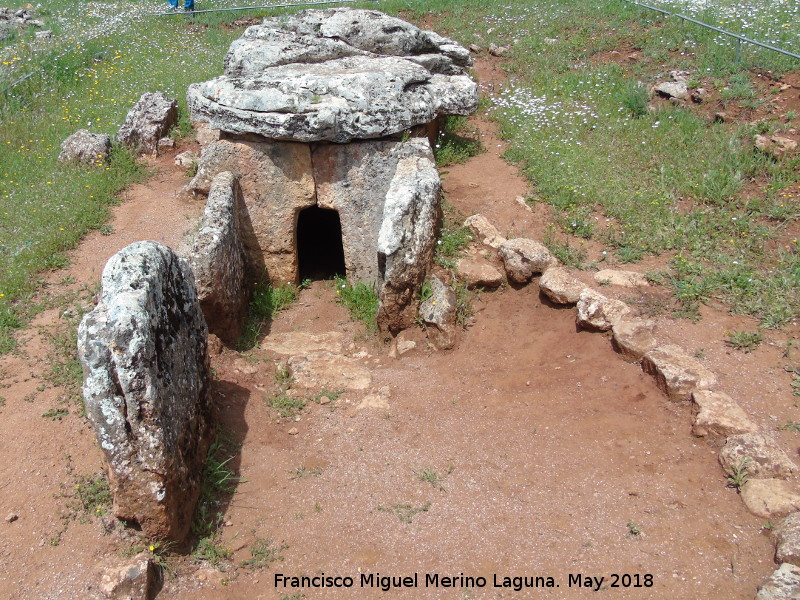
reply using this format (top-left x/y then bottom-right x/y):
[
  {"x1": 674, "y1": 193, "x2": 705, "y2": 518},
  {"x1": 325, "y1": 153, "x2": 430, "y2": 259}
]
[{"x1": 297, "y1": 206, "x2": 346, "y2": 281}]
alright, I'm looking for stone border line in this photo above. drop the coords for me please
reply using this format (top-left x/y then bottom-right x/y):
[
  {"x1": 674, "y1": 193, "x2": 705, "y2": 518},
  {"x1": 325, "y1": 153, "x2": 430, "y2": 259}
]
[{"x1": 458, "y1": 213, "x2": 800, "y2": 599}]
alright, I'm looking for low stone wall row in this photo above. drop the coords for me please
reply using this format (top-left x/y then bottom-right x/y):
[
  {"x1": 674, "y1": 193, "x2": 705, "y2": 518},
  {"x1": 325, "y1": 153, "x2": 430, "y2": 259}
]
[{"x1": 461, "y1": 212, "x2": 800, "y2": 600}]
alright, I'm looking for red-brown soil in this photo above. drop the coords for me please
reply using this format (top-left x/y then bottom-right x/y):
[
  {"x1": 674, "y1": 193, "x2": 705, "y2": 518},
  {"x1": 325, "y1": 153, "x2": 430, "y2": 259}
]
[{"x1": 0, "y1": 59, "x2": 798, "y2": 600}]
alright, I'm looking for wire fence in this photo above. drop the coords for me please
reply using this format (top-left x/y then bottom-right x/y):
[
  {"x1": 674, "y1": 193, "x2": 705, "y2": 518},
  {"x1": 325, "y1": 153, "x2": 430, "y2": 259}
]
[{"x1": 621, "y1": 0, "x2": 800, "y2": 63}]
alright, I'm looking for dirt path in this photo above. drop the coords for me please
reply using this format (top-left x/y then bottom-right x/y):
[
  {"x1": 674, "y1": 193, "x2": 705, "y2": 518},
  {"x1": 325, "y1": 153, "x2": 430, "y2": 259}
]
[{"x1": 0, "y1": 66, "x2": 796, "y2": 599}]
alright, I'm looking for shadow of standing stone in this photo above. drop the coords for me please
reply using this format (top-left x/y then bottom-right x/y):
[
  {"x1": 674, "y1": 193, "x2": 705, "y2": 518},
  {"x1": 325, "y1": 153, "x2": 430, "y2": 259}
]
[{"x1": 78, "y1": 241, "x2": 212, "y2": 542}]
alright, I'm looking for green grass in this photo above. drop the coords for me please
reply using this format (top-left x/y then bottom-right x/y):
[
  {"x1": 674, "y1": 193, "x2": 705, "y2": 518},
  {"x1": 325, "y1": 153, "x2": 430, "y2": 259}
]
[
  {"x1": 1, "y1": 0, "x2": 799, "y2": 350},
  {"x1": 434, "y1": 115, "x2": 484, "y2": 167},
  {"x1": 333, "y1": 275, "x2": 379, "y2": 333},
  {"x1": 266, "y1": 393, "x2": 306, "y2": 419},
  {"x1": 435, "y1": 201, "x2": 472, "y2": 269},
  {"x1": 241, "y1": 537, "x2": 287, "y2": 570},
  {"x1": 237, "y1": 282, "x2": 300, "y2": 350},
  {"x1": 378, "y1": 501, "x2": 431, "y2": 524},
  {"x1": 725, "y1": 329, "x2": 763, "y2": 352},
  {"x1": 191, "y1": 434, "x2": 241, "y2": 568}
]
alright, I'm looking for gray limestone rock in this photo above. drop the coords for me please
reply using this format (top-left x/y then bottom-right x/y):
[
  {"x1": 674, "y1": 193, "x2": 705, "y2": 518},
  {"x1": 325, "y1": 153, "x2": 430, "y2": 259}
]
[
  {"x1": 756, "y1": 563, "x2": 800, "y2": 600},
  {"x1": 118, "y1": 92, "x2": 178, "y2": 155},
  {"x1": 376, "y1": 140, "x2": 441, "y2": 333},
  {"x1": 77, "y1": 241, "x2": 211, "y2": 542},
  {"x1": 419, "y1": 275, "x2": 457, "y2": 350},
  {"x1": 594, "y1": 269, "x2": 649, "y2": 287},
  {"x1": 719, "y1": 433, "x2": 797, "y2": 480},
  {"x1": 57, "y1": 129, "x2": 111, "y2": 165},
  {"x1": 776, "y1": 512, "x2": 800, "y2": 567},
  {"x1": 653, "y1": 81, "x2": 689, "y2": 100},
  {"x1": 641, "y1": 344, "x2": 717, "y2": 401},
  {"x1": 499, "y1": 238, "x2": 553, "y2": 284},
  {"x1": 576, "y1": 289, "x2": 630, "y2": 332},
  {"x1": 188, "y1": 9, "x2": 477, "y2": 142},
  {"x1": 189, "y1": 172, "x2": 249, "y2": 344},
  {"x1": 314, "y1": 136, "x2": 433, "y2": 288},
  {"x1": 539, "y1": 267, "x2": 586, "y2": 305}
]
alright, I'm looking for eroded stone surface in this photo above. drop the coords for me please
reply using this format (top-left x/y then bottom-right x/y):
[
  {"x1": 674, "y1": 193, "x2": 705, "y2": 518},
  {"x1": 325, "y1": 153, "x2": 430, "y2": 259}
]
[
  {"x1": 641, "y1": 344, "x2": 717, "y2": 401},
  {"x1": 719, "y1": 433, "x2": 798, "y2": 480},
  {"x1": 756, "y1": 563, "x2": 800, "y2": 600},
  {"x1": 190, "y1": 172, "x2": 248, "y2": 344},
  {"x1": 376, "y1": 141, "x2": 441, "y2": 333},
  {"x1": 287, "y1": 351, "x2": 371, "y2": 390},
  {"x1": 611, "y1": 315, "x2": 657, "y2": 362},
  {"x1": 188, "y1": 8, "x2": 477, "y2": 142},
  {"x1": 776, "y1": 512, "x2": 800, "y2": 567},
  {"x1": 261, "y1": 331, "x2": 346, "y2": 355},
  {"x1": 594, "y1": 269, "x2": 649, "y2": 287},
  {"x1": 539, "y1": 267, "x2": 586, "y2": 305},
  {"x1": 78, "y1": 241, "x2": 211, "y2": 542},
  {"x1": 463, "y1": 214, "x2": 505, "y2": 249},
  {"x1": 653, "y1": 81, "x2": 688, "y2": 100},
  {"x1": 99, "y1": 552, "x2": 158, "y2": 600},
  {"x1": 117, "y1": 92, "x2": 178, "y2": 155},
  {"x1": 456, "y1": 257, "x2": 503, "y2": 289},
  {"x1": 188, "y1": 138, "x2": 315, "y2": 284},
  {"x1": 576, "y1": 289, "x2": 630, "y2": 332},
  {"x1": 314, "y1": 136, "x2": 434, "y2": 288},
  {"x1": 58, "y1": 129, "x2": 111, "y2": 165},
  {"x1": 691, "y1": 390, "x2": 758, "y2": 440},
  {"x1": 419, "y1": 275, "x2": 457, "y2": 350},
  {"x1": 499, "y1": 238, "x2": 553, "y2": 285},
  {"x1": 743, "y1": 480, "x2": 800, "y2": 519}
]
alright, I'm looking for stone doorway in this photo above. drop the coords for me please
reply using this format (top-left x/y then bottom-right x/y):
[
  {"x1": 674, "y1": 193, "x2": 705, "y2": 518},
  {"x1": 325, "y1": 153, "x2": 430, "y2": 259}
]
[{"x1": 296, "y1": 206, "x2": 346, "y2": 282}]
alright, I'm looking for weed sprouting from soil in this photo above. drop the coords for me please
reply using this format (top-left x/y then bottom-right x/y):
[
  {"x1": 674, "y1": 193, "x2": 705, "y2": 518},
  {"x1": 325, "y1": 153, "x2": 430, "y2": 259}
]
[
  {"x1": 434, "y1": 115, "x2": 484, "y2": 167},
  {"x1": 241, "y1": 536, "x2": 288, "y2": 570},
  {"x1": 333, "y1": 276, "x2": 378, "y2": 333},
  {"x1": 378, "y1": 502, "x2": 432, "y2": 524},
  {"x1": 237, "y1": 282, "x2": 300, "y2": 350},
  {"x1": 725, "y1": 330, "x2": 763, "y2": 353}
]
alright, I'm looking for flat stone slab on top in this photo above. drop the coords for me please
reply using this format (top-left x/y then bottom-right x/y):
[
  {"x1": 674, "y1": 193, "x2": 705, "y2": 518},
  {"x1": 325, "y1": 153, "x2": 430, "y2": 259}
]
[{"x1": 187, "y1": 8, "x2": 478, "y2": 142}]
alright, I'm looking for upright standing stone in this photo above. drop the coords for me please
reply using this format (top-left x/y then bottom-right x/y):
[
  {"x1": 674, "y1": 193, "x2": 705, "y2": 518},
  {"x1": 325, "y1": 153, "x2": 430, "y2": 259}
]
[
  {"x1": 190, "y1": 172, "x2": 249, "y2": 344},
  {"x1": 78, "y1": 241, "x2": 212, "y2": 542}
]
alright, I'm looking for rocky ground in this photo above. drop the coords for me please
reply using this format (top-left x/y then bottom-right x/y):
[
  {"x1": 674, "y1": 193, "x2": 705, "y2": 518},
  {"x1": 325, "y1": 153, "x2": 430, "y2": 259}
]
[{"x1": 0, "y1": 55, "x2": 799, "y2": 600}]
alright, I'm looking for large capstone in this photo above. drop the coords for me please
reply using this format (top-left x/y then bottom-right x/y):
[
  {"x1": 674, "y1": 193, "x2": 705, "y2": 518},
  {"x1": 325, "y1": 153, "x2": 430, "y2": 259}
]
[
  {"x1": 77, "y1": 241, "x2": 212, "y2": 542},
  {"x1": 187, "y1": 8, "x2": 477, "y2": 142}
]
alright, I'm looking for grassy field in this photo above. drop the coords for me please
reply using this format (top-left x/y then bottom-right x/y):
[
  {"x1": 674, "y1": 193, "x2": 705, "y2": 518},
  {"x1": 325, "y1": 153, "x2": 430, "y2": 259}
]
[{"x1": 0, "y1": 0, "x2": 798, "y2": 351}]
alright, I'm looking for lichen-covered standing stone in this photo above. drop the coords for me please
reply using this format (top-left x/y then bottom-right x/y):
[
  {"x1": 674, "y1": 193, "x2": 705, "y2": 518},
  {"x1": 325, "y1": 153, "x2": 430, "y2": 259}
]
[{"x1": 78, "y1": 241, "x2": 211, "y2": 542}]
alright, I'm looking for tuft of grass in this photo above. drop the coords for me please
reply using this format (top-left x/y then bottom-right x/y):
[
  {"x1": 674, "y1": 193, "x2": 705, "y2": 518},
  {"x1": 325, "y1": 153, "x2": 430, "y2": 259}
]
[
  {"x1": 237, "y1": 282, "x2": 300, "y2": 350},
  {"x1": 451, "y1": 279, "x2": 476, "y2": 328},
  {"x1": 333, "y1": 275, "x2": 378, "y2": 333},
  {"x1": 434, "y1": 115, "x2": 484, "y2": 167},
  {"x1": 725, "y1": 330, "x2": 762, "y2": 353},
  {"x1": 42, "y1": 408, "x2": 69, "y2": 421},
  {"x1": 414, "y1": 466, "x2": 451, "y2": 491},
  {"x1": 191, "y1": 433, "x2": 241, "y2": 569},
  {"x1": 543, "y1": 226, "x2": 589, "y2": 269},
  {"x1": 241, "y1": 537, "x2": 287, "y2": 570},
  {"x1": 378, "y1": 501, "x2": 431, "y2": 524},
  {"x1": 266, "y1": 393, "x2": 306, "y2": 419},
  {"x1": 620, "y1": 81, "x2": 649, "y2": 118},
  {"x1": 435, "y1": 201, "x2": 472, "y2": 269},
  {"x1": 777, "y1": 420, "x2": 800, "y2": 432},
  {"x1": 627, "y1": 521, "x2": 642, "y2": 537}
]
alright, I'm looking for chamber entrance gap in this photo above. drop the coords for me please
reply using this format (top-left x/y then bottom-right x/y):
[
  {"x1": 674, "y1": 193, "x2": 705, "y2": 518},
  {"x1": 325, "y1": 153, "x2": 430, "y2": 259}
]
[{"x1": 296, "y1": 206, "x2": 346, "y2": 281}]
